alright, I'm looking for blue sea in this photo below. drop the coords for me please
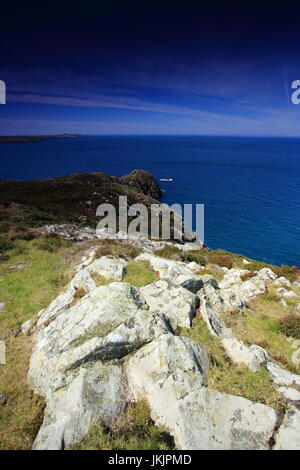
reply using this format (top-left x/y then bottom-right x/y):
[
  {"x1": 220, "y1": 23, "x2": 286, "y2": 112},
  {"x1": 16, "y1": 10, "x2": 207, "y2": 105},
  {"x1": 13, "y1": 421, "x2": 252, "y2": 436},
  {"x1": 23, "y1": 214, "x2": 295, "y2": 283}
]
[{"x1": 0, "y1": 136, "x2": 299, "y2": 267}]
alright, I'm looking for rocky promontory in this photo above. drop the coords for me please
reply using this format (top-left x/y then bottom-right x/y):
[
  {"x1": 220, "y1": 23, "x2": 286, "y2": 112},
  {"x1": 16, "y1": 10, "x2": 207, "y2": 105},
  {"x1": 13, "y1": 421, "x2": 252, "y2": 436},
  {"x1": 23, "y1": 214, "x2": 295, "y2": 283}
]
[{"x1": 0, "y1": 169, "x2": 163, "y2": 229}]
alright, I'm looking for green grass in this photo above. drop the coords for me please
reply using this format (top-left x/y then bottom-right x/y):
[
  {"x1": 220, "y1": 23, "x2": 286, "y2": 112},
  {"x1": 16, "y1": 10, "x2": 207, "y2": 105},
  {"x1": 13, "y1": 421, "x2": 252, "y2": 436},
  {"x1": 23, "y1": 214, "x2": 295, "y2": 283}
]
[
  {"x1": 90, "y1": 272, "x2": 114, "y2": 286},
  {"x1": 68, "y1": 400, "x2": 175, "y2": 450},
  {"x1": 0, "y1": 238, "x2": 71, "y2": 449},
  {"x1": 0, "y1": 240, "x2": 70, "y2": 328},
  {"x1": 123, "y1": 260, "x2": 159, "y2": 287}
]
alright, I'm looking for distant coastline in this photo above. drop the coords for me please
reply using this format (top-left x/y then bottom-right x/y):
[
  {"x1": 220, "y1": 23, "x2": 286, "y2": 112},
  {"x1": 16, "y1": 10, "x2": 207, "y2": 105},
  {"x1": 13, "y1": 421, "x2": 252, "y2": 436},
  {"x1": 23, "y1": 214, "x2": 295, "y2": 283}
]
[{"x1": 0, "y1": 134, "x2": 81, "y2": 144}]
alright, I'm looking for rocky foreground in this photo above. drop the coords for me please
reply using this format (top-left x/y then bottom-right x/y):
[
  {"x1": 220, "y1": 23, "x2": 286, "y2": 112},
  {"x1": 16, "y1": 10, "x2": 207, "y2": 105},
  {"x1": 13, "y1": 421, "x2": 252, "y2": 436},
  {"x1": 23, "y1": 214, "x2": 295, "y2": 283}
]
[{"x1": 22, "y1": 236, "x2": 300, "y2": 450}]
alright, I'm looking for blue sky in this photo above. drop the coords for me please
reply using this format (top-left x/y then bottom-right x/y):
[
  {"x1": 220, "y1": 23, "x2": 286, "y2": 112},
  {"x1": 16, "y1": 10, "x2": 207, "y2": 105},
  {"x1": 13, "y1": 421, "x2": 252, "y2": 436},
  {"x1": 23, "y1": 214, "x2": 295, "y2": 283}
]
[{"x1": 1, "y1": 3, "x2": 300, "y2": 136}]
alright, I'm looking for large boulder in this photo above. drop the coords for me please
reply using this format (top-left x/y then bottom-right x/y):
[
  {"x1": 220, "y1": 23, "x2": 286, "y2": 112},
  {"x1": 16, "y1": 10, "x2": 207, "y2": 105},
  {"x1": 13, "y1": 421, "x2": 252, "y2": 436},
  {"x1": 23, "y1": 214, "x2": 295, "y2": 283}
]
[
  {"x1": 140, "y1": 280, "x2": 198, "y2": 330},
  {"x1": 256, "y1": 268, "x2": 277, "y2": 281},
  {"x1": 36, "y1": 256, "x2": 128, "y2": 328},
  {"x1": 239, "y1": 278, "x2": 266, "y2": 300},
  {"x1": 273, "y1": 277, "x2": 291, "y2": 287},
  {"x1": 29, "y1": 282, "x2": 169, "y2": 397},
  {"x1": 276, "y1": 288, "x2": 297, "y2": 298},
  {"x1": 125, "y1": 335, "x2": 276, "y2": 450},
  {"x1": 32, "y1": 363, "x2": 129, "y2": 450},
  {"x1": 219, "y1": 269, "x2": 251, "y2": 289},
  {"x1": 219, "y1": 287, "x2": 244, "y2": 310}
]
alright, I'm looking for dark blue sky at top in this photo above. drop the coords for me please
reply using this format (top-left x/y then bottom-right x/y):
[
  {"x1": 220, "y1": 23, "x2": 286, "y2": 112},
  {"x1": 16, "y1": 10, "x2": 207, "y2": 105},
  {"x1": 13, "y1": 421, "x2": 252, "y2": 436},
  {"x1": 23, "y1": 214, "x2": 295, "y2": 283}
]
[{"x1": 1, "y1": 2, "x2": 300, "y2": 135}]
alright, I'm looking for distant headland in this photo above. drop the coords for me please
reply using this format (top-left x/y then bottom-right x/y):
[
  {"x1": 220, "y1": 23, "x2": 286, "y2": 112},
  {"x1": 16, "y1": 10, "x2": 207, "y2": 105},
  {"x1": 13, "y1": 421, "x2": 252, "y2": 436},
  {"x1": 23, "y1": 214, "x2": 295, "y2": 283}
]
[{"x1": 0, "y1": 134, "x2": 81, "y2": 144}]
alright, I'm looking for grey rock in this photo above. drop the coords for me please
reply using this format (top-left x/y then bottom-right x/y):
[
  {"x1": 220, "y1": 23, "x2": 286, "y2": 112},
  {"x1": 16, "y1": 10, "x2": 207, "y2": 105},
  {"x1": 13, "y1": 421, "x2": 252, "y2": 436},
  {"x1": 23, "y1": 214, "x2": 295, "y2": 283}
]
[
  {"x1": 29, "y1": 282, "x2": 158, "y2": 397},
  {"x1": 221, "y1": 338, "x2": 268, "y2": 372},
  {"x1": 187, "y1": 261, "x2": 204, "y2": 272},
  {"x1": 199, "y1": 298, "x2": 233, "y2": 338},
  {"x1": 219, "y1": 269, "x2": 250, "y2": 289},
  {"x1": 125, "y1": 335, "x2": 276, "y2": 450},
  {"x1": 87, "y1": 256, "x2": 128, "y2": 281},
  {"x1": 135, "y1": 253, "x2": 203, "y2": 293},
  {"x1": 276, "y1": 288, "x2": 297, "y2": 298},
  {"x1": 239, "y1": 277, "x2": 266, "y2": 299},
  {"x1": 266, "y1": 362, "x2": 300, "y2": 388},
  {"x1": 274, "y1": 408, "x2": 300, "y2": 450},
  {"x1": 32, "y1": 363, "x2": 128, "y2": 450},
  {"x1": 220, "y1": 287, "x2": 244, "y2": 310},
  {"x1": 256, "y1": 267, "x2": 277, "y2": 281},
  {"x1": 140, "y1": 280, "x2": 198, "y2": 330},
  {"x1": 21, "y1": 318, "x2": 36, "y2": 335},
  {"x1": 39, "y1": 224, "x2": 203, "y2": 252},
  {"x1": 277, "y1": 387, "x2": 300, "y2": 405},
  {"x1": 0, "y1": 302, "x2": 5, "y2": 312},
  {"x1": 36, "y1": 256, "x2": 127, "y2": 328},
  {"x1": 273, "y1": 277, "x2": 291, "y2": 287}
]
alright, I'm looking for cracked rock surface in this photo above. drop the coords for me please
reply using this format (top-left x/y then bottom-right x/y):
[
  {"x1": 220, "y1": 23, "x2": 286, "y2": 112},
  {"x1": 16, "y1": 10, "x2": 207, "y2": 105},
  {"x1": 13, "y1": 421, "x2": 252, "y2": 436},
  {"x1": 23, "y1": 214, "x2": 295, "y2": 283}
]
[{"x1": 27, "y1": 252, "x2": 300, "y2": 450}]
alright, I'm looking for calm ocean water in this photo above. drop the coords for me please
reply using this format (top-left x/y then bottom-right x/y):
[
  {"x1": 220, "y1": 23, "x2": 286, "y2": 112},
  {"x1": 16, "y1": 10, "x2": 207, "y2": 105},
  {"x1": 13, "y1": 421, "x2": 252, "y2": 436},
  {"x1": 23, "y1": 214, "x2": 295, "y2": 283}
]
[{"x1": 0, "y1": 136, "x2": 299, "y2": 266}]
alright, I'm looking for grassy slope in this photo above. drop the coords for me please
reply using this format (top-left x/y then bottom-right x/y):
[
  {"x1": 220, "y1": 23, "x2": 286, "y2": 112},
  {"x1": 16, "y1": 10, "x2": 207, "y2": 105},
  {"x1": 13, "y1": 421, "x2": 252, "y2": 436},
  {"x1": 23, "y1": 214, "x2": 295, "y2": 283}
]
[
  {"x1": 0, "y1": 171, "x2": 160, "y2": 230},
  {"x1": 0, "y1": 238, "x2": 72, "y2": 449}
]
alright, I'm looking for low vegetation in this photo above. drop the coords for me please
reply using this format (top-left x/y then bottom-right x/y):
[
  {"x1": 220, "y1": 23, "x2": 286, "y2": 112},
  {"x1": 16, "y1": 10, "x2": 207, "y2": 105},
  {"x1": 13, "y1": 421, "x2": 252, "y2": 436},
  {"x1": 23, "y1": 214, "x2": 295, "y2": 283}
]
[
  {"x1": 179, "y1": 318, "x2": 280, "y2": 409},
  {"x1": 90, "y1": 272, "x2": 114, "y2": 286},
  {"x1": 0, "y1": 236, "x2": 71, "y2": 449},
  {"x1": 123, "y1": 260, "x2": 159, "y2": 287},
  {"x1": 278, "y1": 314, "x2": 300, "y2": 340},
  {"x1": 210, "y1": 254, "x2": 233, "y2": 269},
  {"x1": 68, "y1": 400, "x2": 175, "y2": 450},
  {"x1": 95, "y1": 239, "x2": 140, "y2": 260},
  {"x1": 223, "y1": 299, "x2": 298, "y2": 372}
]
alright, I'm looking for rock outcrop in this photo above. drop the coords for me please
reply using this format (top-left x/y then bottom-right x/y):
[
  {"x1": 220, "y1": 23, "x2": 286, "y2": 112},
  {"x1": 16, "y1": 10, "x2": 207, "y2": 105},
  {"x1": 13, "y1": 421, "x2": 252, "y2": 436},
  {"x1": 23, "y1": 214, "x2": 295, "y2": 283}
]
[
  {"x1": 26, "y1": 247, "x2": 300, "y2": 450},
  {"x1": 126, "y1": 335, "x2": 276, "y2": 450},
  {"x1": 119, "y1": 169, "x2": 163, "y2": 200}
]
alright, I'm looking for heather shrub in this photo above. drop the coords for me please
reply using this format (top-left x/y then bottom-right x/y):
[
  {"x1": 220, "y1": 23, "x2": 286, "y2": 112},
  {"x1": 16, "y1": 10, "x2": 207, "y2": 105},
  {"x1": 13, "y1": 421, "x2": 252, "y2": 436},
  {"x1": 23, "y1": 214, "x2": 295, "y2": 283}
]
[
  {"x1": 240, "y1": 271, "x2": 256, "y2": 281},
  {"x1": 278, "y1": 314, "x2": 300, "y2": 339},
  {"x1": 274, "y1": 265, "x2": 299, "y2": 282},
  {"x1": 32, "y1": 234, "x2": 70, "y2": 253},
  {"x1": 210, "y1": 254, "x2": 233, "y2": 269},
  {"x1": 0, "y1": 234, "x2": 14, "y2": 252},
  {"x1": 154, "y1": 246, "x2": 182, "y2": 261},
  {"x1": 95, "y1": 239, "x2": 140, "y2": 260}
]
